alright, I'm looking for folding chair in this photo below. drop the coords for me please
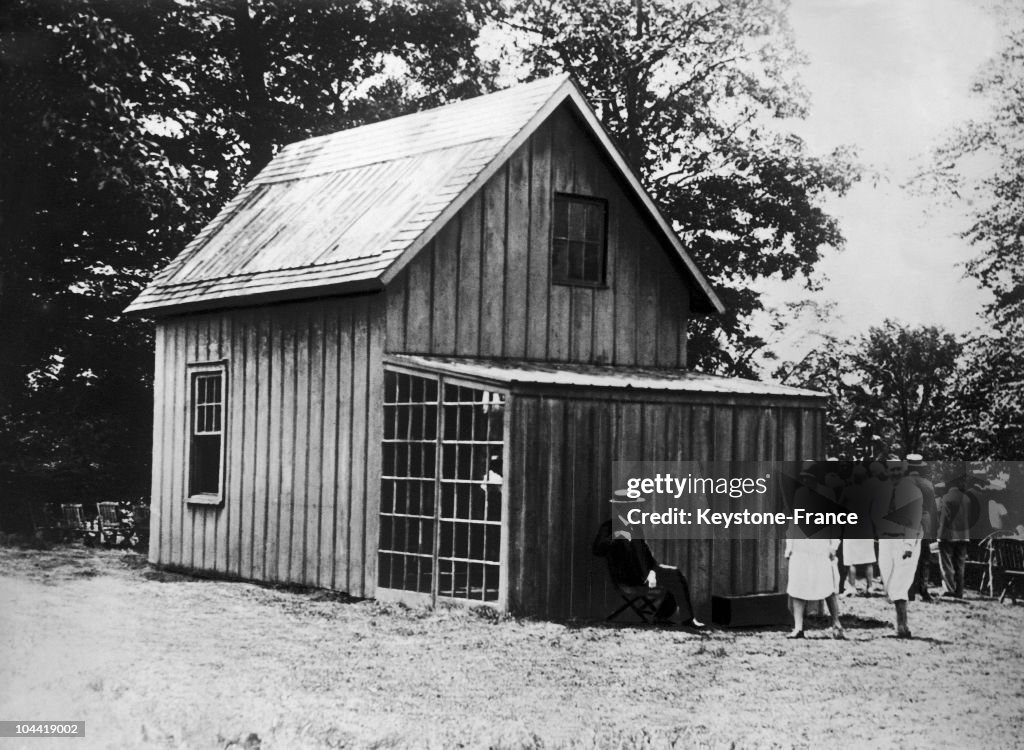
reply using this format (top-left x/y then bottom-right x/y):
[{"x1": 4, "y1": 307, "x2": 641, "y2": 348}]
[{"x1": 605, "y1": 561, "x2": 667, "y2": 624}]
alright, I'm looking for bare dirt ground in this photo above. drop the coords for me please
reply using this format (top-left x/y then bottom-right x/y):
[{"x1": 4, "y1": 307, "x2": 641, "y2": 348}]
[{"x1": 1, "y1": 541, "x2": 1022, "y2": 750}]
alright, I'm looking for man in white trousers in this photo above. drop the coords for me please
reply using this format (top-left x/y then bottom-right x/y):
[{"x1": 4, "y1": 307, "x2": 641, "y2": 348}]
[{"x1": 873, "y1": 460, "x2": 923, "y2": 638}]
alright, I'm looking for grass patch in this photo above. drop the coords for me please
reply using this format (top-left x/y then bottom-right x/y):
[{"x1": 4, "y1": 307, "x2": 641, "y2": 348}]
[{"x1": 1, "y1": 545, "x2": 1022, "y2": 748}]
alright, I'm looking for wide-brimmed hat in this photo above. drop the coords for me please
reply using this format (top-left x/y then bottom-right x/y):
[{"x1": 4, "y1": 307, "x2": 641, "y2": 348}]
[{"x1": 610, "y1": 488, "x2": 646, "y2": 503}]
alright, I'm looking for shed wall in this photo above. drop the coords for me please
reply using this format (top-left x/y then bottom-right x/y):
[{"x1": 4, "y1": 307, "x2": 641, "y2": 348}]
[
  {"x1": 386, "y1": 104, "x2": 691, "y2": 367},
  {"x1": 149, "y1": 294, "x2": 384, "y2": 596},
  {"x1": 505, "y1": 391, "x2": 824, "y2": 621}
]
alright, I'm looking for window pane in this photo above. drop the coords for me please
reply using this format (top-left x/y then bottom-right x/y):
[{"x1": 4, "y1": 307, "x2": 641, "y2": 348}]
[
  {"x1": 408, "y1": 481, "x2": 421, "y2": 517},
  {"x1": 424, "y1": 405, "x2": 438, "y2": 440},
  {"x1": 378, "y1": 552, "x2": 394, "y2": 589},
  {"x1": 584, "y1": 202, "x2": 602, "y2": 243},
  {"x1": 455, "y1": 483, "x2": 471, "y2": 520},
  {"x1": 385, "y1": 370, "x2": 398, "y2": 403},
  {"x1": 568, "y1": 199, "x2": 585, "y2": 241},
  {"x1": 582, "y1": 242, "x2": 600, "y2": 283},
  {"x1": 553, "y1": 196, "x2": 569, "y2": 238},
  {"x1": 440, "y1": 521, "x2": 454, "y2": 559},
  {"x1": 468, "y1": 564, "x2": 484, "y2": 601},
  {"x1": 440, "y1": 482, "x2": 455, "y2": 518},
  {"x1": 421, "y1": 443, "x2": 436, "y2": 479},
  {"x1": 470, "y1": 525, "x2": 485, "y2": 559},
  {"x1": 568, "y1": 240, "x2": 585, "y2": 279},
  {"x1": 421, "y1": 480, "x2": 435, "y2": 516},
  {"x1": 471, "y1": 488, "x2": 486, "y2": 521},
  {"x1": 394, "y1": 481, "x2": 407, "y2": 515},
  {"x1": 486, "y1": 487, "x2": 502, "y2": 522},
  {"x1": 486, "y1": 525, "x2": 501, "y2": 562},
  {"x1": 484, "y1": 566, "x2": 499, "y2": 601},
  {"x1": 191, "y1": 435, "x2": 220, "y2": 494},
  {"x1": 487, "y1": 408, "x2": 504, "y2": 440}
]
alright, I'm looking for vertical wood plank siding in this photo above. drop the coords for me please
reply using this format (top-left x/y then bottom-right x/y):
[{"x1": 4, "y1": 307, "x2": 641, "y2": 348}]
[
  {"x1": 150, "y1": 294, "x2": 384, "y2": 597},
  {"x1": 506, "y1": 392, "x2": 824, "y2": 620},
  {"x1": 387, "y1": 104, "x2": 692, "y2": 366}
]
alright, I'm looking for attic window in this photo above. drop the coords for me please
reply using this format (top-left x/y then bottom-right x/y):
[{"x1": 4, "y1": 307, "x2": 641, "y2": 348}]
[{"x1": 552, "y1": 194, "x2": 607, "y2": 286}]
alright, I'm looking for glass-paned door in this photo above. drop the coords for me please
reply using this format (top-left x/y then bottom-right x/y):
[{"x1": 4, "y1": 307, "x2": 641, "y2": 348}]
[{"x1": 379, "y1": 370, "x2": 505, "y2": 604}]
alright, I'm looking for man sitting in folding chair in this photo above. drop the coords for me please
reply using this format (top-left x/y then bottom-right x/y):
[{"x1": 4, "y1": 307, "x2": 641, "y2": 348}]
[{"x1": 593, "y1": 513, "x2": 704, "y2": 629}]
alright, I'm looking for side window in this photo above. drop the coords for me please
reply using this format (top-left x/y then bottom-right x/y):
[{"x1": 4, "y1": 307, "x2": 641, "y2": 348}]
[
  {"x1": 552, "y1": 194, "x2": 607, "y2": 286},
  {"x1": 188, "y1": 366, "x2": 225, "y2": 500}
]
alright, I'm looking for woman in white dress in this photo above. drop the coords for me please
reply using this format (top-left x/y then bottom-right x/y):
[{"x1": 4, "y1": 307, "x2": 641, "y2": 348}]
[
  {"x1": 839, "y1": 464, "x2": 878, "y2": 595},
  {"x1": 785, "y1": 470, "x2": 845, "y2": 639}
]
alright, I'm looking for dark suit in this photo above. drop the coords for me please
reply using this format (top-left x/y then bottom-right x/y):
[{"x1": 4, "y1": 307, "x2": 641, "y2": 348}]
[{"x1": 593, "y1": 519, "x2": 696, "y2": 622}]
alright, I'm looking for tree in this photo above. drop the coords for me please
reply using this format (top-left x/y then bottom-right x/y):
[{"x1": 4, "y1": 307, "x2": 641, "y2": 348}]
[
  {"x1": 848, "y1": 322, "x2": 962, "y2": 458},
  {"x1": 923, "y1": 8, "x2": 1024, "y2": 331},
  {"x1": 915, "y1": 5, "x2": 1024, "y2": 459},
  {"x1": 500, "y1": 0, "x2": 858, "y2": 376},
  {"x1": 944, "y1": 327, "x2": 1024, "y2": 460},
  {"x1": 780, "y1": 321, "x2": 963, "y2": 459},
  {"x1": 0, "y1": 0, "x2": 492, "y2": 501}
]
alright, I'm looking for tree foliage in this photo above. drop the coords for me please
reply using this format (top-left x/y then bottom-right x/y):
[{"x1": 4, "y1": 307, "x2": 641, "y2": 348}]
[
  {"x1": 944, "y1": 328, "x2": 1024, "y2": 460},
  {"x1": 924, "y1": 10, "x2": 1024, "y2": 330},
  {"x1": 916, "y1": 5, "x2": 1024, "y2": 459},
  {"x1": 501, "y1": 0, "x2": 858, "y2": 375},
  {"x1": 781, "y1": 321, "x2": 962, "y2": 460},
  {"x1": 0, "y1": 0, "x2": 491, "y2": 499}
]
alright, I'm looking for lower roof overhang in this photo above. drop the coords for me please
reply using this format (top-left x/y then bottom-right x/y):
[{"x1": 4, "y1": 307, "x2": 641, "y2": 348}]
[{"x1": 385, "y1": 354, "x2": 825, "y2": 407}]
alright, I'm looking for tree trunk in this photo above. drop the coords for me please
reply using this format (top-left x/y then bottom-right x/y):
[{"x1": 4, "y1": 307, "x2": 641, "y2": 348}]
[{"x1": 233, "y1": 0, "x2": 274, "y2": 179}]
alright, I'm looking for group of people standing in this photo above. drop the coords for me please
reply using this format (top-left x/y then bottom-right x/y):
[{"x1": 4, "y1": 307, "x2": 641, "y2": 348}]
[{"x1": 785, "y1": 454, "x2": 994, "y2": 639}]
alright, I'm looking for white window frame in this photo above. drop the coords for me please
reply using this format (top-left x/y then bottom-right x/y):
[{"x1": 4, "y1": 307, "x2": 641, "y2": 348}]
[{"x1": 186, "y1": 361, "x2": 227, "y2": 505}]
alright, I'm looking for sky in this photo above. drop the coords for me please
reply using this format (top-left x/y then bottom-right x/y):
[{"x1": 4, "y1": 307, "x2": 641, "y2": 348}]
[{"x1": 759, "y1": 0, "x2": 1004, "y2": 362}]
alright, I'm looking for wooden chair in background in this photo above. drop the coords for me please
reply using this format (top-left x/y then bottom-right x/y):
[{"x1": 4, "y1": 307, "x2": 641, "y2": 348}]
[
  {"x1": 992, "y1": 535, "x2": 1024, "y2": 603},
  {"x1": 59, "y1": 504, "x2": 89, "y2": 543},
  {"x1": 95, "y1": 502, "x2": 128, "y2": 547}
]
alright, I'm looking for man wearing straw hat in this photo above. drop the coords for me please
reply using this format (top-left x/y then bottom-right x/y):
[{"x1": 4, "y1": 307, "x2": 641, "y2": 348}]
[
  {"x1": 593, "y1": 490, "x2": 704, "y2": 629},
  {"x1": 906, "y1": 454, "x2": 936, "y2": 602},
  {"x1": 873, "y1": 459, "x2": 923, "y2": 638}
]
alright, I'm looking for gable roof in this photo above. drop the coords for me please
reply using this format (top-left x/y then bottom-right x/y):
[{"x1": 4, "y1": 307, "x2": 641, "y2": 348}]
[{"x1": 126, "y1": 75, "x2": 724, "y2": 316}]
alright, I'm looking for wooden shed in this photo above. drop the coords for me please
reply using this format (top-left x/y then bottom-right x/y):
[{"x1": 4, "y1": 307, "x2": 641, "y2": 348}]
[{"x1": 127, "y1": 75, "x2": 824, "y2": 620}]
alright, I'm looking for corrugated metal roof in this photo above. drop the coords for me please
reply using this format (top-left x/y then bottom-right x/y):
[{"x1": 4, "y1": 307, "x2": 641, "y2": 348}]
[
  {"x1": 386, "y1": 355, "x2": 825, "y2": 399},
  {"x1": 127, "y1": 75, "x2": 723, "y2": 316}
]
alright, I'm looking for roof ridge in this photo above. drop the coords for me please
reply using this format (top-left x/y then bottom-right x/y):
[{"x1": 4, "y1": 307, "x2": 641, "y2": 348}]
[
  {"x1": 276, "y1": 74, "x2": 571, "y2": 155},
  {"x1": 255, "y1": 135, "x2": 503, "y2": 185}
]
